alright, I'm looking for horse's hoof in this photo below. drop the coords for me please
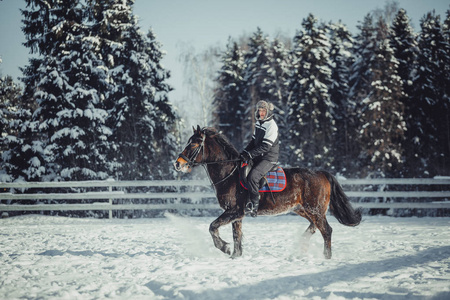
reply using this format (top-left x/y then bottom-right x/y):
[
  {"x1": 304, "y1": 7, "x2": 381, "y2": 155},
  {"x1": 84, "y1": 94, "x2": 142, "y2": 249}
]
[
  {"x1": 222, "y1": 244, "x2": 231, "y2": 255},
  {"x1": 231, "y1": 251, "x2": 242, "y2": 259},
  {"x1": 324, "y1": 250, "x2": 332, "y2": 259}
]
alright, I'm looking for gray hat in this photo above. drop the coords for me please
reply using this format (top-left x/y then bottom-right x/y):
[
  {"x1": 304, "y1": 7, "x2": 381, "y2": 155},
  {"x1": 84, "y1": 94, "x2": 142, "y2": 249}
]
[{"x1": 255, "y1": 100, "x2": 274, "y2": 120}]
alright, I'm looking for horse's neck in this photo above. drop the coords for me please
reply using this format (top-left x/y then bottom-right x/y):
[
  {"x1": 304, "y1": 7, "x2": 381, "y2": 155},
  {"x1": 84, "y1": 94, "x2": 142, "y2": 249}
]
[{"x1": 205, "y1": 145, "x2": 237, "y2": 183}]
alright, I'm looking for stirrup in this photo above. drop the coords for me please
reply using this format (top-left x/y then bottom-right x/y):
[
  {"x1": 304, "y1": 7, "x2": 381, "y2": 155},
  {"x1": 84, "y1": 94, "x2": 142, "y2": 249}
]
[{"x1": 244, "y1": 202, "x2": 258, "y2": 217}]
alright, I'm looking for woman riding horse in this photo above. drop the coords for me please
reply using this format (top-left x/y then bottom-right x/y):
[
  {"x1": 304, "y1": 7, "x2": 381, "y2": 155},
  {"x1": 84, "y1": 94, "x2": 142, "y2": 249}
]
[
  {"x1": 240, "y1": 100, "x2": 279, "y2": 217},
  {"x1": 174, "y1": 126, "x2": 361, "y2": 259}
]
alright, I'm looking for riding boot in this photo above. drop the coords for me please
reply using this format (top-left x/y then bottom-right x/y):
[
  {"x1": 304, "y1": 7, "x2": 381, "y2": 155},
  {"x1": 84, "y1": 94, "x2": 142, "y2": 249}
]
[{"x1": 245, "y1": 193, "x2": 260, "y2": 217}]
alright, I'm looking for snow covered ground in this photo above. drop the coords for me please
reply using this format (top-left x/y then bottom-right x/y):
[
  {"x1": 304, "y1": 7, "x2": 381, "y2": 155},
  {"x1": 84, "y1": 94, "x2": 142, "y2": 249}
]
[{"x1": 0, "y1": 214, "x2": 449, "y2": 300}]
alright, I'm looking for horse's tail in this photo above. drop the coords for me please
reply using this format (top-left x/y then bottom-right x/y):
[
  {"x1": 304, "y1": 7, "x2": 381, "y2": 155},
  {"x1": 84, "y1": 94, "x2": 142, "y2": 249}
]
[{"x1": 323, "y1": 171, "x2": 362, "y2": 227}]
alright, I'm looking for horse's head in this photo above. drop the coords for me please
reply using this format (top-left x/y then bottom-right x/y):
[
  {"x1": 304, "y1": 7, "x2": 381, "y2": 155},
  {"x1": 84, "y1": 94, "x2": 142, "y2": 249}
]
[{"x1": 174, "y1": 125, "x2": 207, "y2": 173}]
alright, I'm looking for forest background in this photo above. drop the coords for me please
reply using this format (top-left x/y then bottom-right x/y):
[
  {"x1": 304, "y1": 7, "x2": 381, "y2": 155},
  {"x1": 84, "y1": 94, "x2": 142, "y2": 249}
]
[{"x1": 1, "y1": 0, "x2": 449, "y2": 187}]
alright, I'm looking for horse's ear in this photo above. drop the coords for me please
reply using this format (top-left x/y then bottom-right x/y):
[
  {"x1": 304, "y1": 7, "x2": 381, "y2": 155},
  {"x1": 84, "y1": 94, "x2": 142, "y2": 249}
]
[
  {"x1": 196, "y1": 125, "x2": 201, "y2": 133},
  {"x1": 192, "y1": 126, "x2": 196, "y2": 133}
]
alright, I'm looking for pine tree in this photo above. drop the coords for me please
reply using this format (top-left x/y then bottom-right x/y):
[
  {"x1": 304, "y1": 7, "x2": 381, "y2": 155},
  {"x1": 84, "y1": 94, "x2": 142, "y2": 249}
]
[
  {"x1": 3, "y1": 58, "x2": 46, "y2": 183},
  {"x1": 0, "y1": 75, "x2": 22, "y2": 150},
  {"x1": 0, "y1": 72, "x2": 25, "y2": 181},
  {"x1": 412, "y1": 11, "x2": 449, "y2": 176},
  {"x1": 349, "y1": 14, "x2": 377, "y2": 105},
  {"x1": 212, "y1": 39, "x2": 246, "y2": 150},
  {"x1": 269, "y1": 38, "x2": 292, "y2": 164},
  {"x1": 389, "y1": 8, "x2": 421, "y2": 175},
  {"x1": 287, "y1": 14, "x2": 334, "y2": 169},
  {"x1": 144, "y1": 29, "x2": 179, "y2": 179},
  {"x1": 91, "y1": 0, "x2": 177, "y2": 180},
  {"x1": 348, "y1": 14, "x2": 379, "y2": 177},
  {"x1": 242, "y1": 28, "x2": 274, "y2": 143},
  {"x1": 358, "y1": 18, "x2": 406, "y2": 177},
  {"x1": 327, "y1": 21, "x2": 356, "y2": 174},
  {"x1": 440, "y1": 10, "x2": 450, "y2": 175},
  {"x1": 20, "y1": 0, "x2": 112, "y2": 181}
]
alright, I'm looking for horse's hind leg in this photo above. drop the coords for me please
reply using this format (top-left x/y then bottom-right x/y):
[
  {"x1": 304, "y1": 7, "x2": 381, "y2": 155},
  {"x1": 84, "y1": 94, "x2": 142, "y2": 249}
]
[
  {"x1": 293, "y1": 210, "x2": 316, "y2": 253},
  {"x1": 302, "y1": 221, "x2": 316, "y2": 242},
  {"x1": 314, "y1": 215, "x2": 333, "y2": 259}
]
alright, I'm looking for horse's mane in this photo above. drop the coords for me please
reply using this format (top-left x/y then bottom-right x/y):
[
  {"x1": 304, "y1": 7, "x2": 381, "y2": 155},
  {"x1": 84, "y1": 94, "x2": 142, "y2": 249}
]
[{"x1": 203, "y1": 127, "x2": 240, "y2": 158}]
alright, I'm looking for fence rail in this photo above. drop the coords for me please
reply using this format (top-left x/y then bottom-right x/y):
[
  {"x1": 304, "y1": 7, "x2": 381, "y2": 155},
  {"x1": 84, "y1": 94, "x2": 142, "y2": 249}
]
[{"x1": 1, "y1": 178, "x2": 449, "y2": 218}]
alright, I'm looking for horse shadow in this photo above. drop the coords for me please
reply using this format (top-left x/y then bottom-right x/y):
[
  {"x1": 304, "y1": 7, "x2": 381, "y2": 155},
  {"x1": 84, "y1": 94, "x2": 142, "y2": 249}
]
[{"x1": 147, "y1": 245, "x2": 450, "y2": 299}]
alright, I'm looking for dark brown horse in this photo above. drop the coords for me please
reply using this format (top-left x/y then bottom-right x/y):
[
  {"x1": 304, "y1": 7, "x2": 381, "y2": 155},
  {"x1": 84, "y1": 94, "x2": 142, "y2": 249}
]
[{"x1": 174, "y1": 126, "x2": 362, "y2": 259}]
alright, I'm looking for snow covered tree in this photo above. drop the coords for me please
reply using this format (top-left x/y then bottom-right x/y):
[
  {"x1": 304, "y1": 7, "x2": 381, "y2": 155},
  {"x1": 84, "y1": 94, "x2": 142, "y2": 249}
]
[
  {"x1": 390, "y1": 9, "x2": 418, "y2": 100},
  {"x1": 90, "y1": 0, "x2": 178, "y2": 180},
  {"x1": 269, "y1": 38, "x2": 292, "y2": 164},
  {"x1": 142, "y1": 29, "x2": 179, "y2": 179},
  {"x1": 0, "y1": 72, "x2": 25, "y2": 181},
  {"x1": 22, "y1": 0, "x2": 112, "y2": 181},
  {"x1": 270, "y1": 38, "x2": 291, "y2": 107},
  {"x1": 412, "y1": 11, "x2": 449, "y2": 176},
  {"x1": 358, "y1": 18, "x2": 406, "y2": 177},
  {"x1": 242, "y1": 28, "x2": 275, "y2": 143},
  {"x1": 287, "y1": 14, "x2": 334, "y2": 169},
  {"x1": 1, "y1": 56, "x2": 45, "y2": 182},
  {"x1": 327, "y1": 21, "x2": 356, "y2": 174},
  {"x1": 212, "y1": 39, "x2": 246, "y2": 150},
  {"x1": 14, "y1": 0, "x2": 179, "y2": 184},
  {"x1": 0, "y1": 74, "x2": 22, "y2": 150},
  {"x1": 389, "y1": 8, "x2": 421, "y2": 175},
  {"x1": 348, "y1": 14, "x2": 379, "y2": 176},
  {"x1": 440, "y1": 10, "x2": 450, "y2": 175},
  {"x1": 349, "y1": 14, "x2": 377, "y2": 107}
]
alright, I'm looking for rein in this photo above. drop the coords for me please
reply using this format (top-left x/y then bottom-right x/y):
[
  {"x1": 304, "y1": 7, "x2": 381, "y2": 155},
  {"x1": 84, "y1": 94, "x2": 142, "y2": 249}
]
[{"x1": 178, "y1": 132, "x2": 241, "y2": 186}]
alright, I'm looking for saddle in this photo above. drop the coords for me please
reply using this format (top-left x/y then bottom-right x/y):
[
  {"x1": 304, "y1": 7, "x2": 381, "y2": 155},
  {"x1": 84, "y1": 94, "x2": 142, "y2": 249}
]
[{"x1": 239, "y1": 161, "x2": 286, "y2": 192}]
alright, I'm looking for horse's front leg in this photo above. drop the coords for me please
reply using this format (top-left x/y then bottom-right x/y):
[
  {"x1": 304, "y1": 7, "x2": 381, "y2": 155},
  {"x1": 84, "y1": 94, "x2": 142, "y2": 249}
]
[
  {"x1": 209, "y1": 208, "x2": 242, "y2": 256},
  {"x1": 231, "y1": 220, "x2": 243, "y2": 258}
]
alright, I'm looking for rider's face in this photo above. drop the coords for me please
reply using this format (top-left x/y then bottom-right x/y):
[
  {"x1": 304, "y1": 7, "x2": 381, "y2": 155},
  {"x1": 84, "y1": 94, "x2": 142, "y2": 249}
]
[{"x1": 258, "y1": 108, "x2": 267, "y2": 120}]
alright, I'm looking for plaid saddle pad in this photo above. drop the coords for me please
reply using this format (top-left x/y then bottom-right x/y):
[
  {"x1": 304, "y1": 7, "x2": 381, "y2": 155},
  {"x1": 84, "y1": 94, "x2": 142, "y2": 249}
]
[{"x1": 240, "y1": 166, "x2": 287, "y2": 192}]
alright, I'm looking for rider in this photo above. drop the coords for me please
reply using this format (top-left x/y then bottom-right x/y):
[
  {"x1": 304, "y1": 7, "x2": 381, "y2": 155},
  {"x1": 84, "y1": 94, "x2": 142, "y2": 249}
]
[{"x1": 240, "y1": 100, "x2": 279, "y2": 217}]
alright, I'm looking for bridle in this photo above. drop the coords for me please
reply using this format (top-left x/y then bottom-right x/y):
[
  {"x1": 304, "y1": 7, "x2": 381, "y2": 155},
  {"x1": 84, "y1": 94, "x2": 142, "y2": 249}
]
[
  {"x1": 176, "y1": 132, "x2": 206, "y2": 170},
  {"x1": 175, "y1": 131, "x2": 241, "y2": 185}
]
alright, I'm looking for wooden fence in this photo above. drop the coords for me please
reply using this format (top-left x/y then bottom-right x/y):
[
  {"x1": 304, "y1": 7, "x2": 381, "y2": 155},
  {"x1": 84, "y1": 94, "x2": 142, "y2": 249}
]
[{"x1": 1, "y1": 178, "x2": 449, "y2": 218}]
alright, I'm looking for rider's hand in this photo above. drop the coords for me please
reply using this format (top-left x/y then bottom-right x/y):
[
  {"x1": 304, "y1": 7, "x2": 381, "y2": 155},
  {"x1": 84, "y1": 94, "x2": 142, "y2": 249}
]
[{"x1": 240, "y1": 151, "x2": 251, "y2": 161}]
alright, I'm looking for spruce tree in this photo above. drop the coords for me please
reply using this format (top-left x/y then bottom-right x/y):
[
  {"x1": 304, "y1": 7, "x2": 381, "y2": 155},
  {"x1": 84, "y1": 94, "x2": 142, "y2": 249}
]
[
  {"x1": 288, "y1": 14, "x2": 334, "y2": 169},
  {"x1": 22, "y1": 0, "x2": 111, "y2": 181},
  {"x1": 440, "y1": 10, "x2": 450, "y2": 175},
  {"x1": 242, "y1": 28, "x2": 274, "y2": 143},
  {"x1": 349, "y1": 14, "x2": 377, "y2": 105},
  {"x1": 3, "y1": 57, "x2": 46, "y2": 183},
  {"x1": 358, "y1": 18, "x2": 406, "y2": 177},
  {"x1": 348, "y1": 14, "x2": 378, "y2": 176},
  {"x1": 0, "y1": 72, "x2": 25, "y2": 182},
  {"x1": 269, "y1": 38, "x2": 292, "y2": 164},
  {"x1": 390, "y1": 8, "x2": 421, "y2": 175},
  {"x1": 212, "y1": 39, "x2": 246, "y2": 150},
  {"x1": 412, "y1": 11, "x2": 448, "y2": 176},
  {"x1": 0, "y1": 74, "x2": 22, "y2": 150},
  {"x1": 91, "y1": 0, "x2": 177, "y2": 180},
  {"x1": 327, "y1": 21, "x2": 356, "y2": 174}
]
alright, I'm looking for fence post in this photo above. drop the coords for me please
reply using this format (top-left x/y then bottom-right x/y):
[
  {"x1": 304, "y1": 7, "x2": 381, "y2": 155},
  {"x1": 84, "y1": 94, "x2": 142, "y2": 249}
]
[{"x1": 109, "y1": 185, "x2": 113, "y2": 219}]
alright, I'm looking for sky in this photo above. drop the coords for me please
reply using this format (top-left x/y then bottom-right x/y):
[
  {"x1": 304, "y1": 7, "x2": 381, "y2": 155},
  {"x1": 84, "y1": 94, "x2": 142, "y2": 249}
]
[{"x1": 0, "y1": 0, "x2": 449, "y2": 106}]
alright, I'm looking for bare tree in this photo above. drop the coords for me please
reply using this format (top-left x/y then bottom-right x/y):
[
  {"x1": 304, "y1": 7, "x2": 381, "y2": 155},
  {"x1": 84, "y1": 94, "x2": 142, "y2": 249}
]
[{"x1": 178, "y1": 43, "x2": 221, "y2": 127}]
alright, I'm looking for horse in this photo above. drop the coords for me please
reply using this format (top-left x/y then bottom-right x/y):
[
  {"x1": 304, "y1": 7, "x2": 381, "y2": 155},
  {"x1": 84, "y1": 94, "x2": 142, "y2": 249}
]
[{"x1": 174, "y1": 126, "x2": 362, "y2": 259}]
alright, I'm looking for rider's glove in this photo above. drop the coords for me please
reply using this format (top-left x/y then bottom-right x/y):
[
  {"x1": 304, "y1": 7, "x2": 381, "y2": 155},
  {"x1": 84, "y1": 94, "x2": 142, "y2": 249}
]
[{"x1": 240, "y1": 150, "x2": 251, "y2": 161}]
